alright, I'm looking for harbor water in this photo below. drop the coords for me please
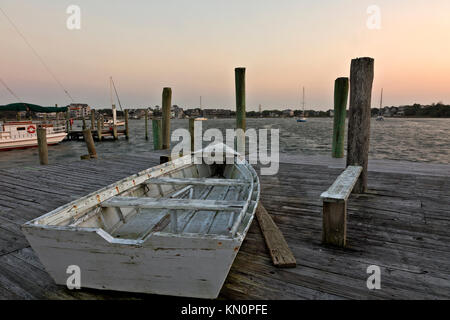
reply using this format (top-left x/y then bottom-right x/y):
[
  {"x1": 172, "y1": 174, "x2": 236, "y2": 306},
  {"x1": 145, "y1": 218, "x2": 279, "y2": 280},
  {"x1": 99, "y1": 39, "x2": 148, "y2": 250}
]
[{"x1": 0, "y1": 118, "x2": 448, "y2": 169}]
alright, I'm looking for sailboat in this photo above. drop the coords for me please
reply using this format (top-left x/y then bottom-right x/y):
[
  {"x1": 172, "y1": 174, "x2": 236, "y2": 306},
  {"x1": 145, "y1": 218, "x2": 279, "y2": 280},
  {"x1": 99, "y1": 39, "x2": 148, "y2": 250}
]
[
  {"x1": 376, "y1": 88, "x2": 385, "y2": 121},
  {"x1": 297, "y1": 86, "x2": 307, "y2": 123},
  {"x1": 195, "y1": 95, "x2": 208, "y2": 121}
]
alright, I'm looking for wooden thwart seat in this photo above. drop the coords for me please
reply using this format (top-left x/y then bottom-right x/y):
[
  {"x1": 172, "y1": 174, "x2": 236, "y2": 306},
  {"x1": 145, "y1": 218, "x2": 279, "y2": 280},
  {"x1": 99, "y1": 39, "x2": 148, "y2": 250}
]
[
  {"x1": 102, "y1": 197, "x2": 246, "y2": 212},
  {"x1": 147, "y1": 177, "x2": 249, "y2": 186},
  {"x1": 320, "y1": 166, "x2": 363, "y2": 247}
]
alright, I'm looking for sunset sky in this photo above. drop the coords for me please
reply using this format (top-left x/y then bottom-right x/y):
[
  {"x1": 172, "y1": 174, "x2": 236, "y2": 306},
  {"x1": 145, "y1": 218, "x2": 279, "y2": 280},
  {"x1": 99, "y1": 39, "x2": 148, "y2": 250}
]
[{"x1": 1, "y1": 0, "x2": 449, "y2": 110}]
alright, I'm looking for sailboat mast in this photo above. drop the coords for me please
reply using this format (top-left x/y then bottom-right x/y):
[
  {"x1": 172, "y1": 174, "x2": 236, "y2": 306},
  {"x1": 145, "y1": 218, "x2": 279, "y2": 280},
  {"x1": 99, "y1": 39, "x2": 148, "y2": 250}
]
[{"x1": 302, "y1": 86, "x2": 305, "y2": 114}]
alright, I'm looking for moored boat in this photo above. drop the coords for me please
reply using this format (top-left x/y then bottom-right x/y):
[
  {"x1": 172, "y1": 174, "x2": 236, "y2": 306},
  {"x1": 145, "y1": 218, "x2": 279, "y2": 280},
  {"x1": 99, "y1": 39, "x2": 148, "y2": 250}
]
[
  {"x1": 22, "y1": 143, "x2": 260, "y2": 299},
  {"x1": 0, "y1": 121, "x2": 67, "y2": 151}
]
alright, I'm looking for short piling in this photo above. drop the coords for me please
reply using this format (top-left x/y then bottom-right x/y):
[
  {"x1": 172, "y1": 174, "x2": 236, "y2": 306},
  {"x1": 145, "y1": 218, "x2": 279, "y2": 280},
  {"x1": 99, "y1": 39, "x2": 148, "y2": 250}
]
[
  {"x1": 189, "y1": 118, "x2": 195, "y2": 153},
  {"x1": 82, "y1": 117, "x2": 86, "y2": 130},
  {"x1": 97, "y1": 118, "x2": 102, "y2": 141},
  {"x1": 145, "y1": 109, "x2": 149, "y2": 140},
  {"x1": 332, "y1": 77, "x2": 349, "y2": 158},
  {"x1": 347, "y1": 57, "x2": 374, "y2": 193},
  {"x1": 124, "y1": 109, "x2": 129, "y2": 139},
  {"x1": 82, "y1": 128, "x2": 97, "y2": 159},
  {"x1": 90, "y1": 111, "x2": 95, "y2": 130},
  {"x1": 162, "y1": 88, "x2": 172, "y2": 150},
  {"x1": 65, "y1": 110, "x2": 70, "y2": 133},
  {"x1": 37, "y1": 127, "x2": 48, "y2": 165},
  {"x1": 152, "y1": 119, "x2": 162, "y2": 150}
]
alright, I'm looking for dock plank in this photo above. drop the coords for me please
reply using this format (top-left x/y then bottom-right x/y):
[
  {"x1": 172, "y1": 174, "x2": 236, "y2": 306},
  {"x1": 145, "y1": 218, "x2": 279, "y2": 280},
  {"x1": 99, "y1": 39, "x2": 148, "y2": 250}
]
[{"x1": 0, "y1": 153, "x2": 449, "y2": 300}]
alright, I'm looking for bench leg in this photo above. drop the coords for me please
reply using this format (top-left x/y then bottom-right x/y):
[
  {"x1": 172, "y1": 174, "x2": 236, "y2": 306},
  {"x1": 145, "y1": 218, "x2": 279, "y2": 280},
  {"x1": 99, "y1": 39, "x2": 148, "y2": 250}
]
[{"x1": 322, "y1": 200, "x2": 347, "y2": 247}]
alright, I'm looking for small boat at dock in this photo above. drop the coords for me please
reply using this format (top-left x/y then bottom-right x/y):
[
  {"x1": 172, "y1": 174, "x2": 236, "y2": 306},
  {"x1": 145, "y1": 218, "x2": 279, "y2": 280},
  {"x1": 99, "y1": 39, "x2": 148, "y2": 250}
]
[
  {"x1": 0, "y1": 120, "x2": 67, "y2": 151},
  {"x1": 22, "y1": 143, "x2": 260, "y2": 299}
]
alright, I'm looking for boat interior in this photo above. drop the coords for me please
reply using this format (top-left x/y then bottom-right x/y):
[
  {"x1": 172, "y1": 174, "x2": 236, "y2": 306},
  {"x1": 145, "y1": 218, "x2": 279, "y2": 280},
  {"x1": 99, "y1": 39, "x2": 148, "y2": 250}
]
[{"x1": 44, "y1": 161, "x2": 259, "y2": 240}]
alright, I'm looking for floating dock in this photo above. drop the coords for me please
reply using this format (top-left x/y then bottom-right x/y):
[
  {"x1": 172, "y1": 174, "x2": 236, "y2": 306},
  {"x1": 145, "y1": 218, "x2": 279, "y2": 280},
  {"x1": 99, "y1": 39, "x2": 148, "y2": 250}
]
[{"x1": 0, "y1": 154, "x2": 449, "y2": 299}]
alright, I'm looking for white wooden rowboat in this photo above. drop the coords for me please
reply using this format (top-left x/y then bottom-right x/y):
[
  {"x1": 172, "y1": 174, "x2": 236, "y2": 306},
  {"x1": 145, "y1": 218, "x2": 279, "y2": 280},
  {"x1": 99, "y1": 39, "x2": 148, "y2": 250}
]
[{"x1": 22, "y1": 143, "x2": 260, "y2": 299}]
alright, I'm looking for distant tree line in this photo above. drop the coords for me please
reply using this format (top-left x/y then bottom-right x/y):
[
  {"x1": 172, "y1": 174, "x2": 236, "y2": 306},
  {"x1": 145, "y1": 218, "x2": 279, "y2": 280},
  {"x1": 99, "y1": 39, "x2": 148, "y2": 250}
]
[{"x1": 371, "y1": 103, "x2": 450, "y2": 118}]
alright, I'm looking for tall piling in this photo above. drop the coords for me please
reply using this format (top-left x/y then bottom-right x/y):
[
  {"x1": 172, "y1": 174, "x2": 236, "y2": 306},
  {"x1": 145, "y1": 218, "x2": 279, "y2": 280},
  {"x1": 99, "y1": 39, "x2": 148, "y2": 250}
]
[
  {"x1": 347, "y1": 57, "x2": 374, "y2": 193},
  {"x1": 90, "y1": 110, "x2": 95, "y2": 130},
  {"x1": 235, "y1": 67, "x2": 246, "y2": 152},
  {"x1": 112, "y1": 104, "x2": 118, "y2": 140},
  {"x1": 82, "y1": 128, "x2": 97, "y2": 159},
  {"x1": 97, "y1": 118, "x2": 102, "y2": 141},
  {"x1": 124, "y1": 109, "x2": 129, "y2": 139},
  {"x1": 189, "y1": 118, "x2": 195, "y2": 153},
  {"x1": 152, "y1": 119, "x2": 162, "y2": 150},
  {"x1": 162, "y1": 88, "x2": 172, "y2": 150},
  {"x1": 332, "y1": 77, "x2": 349, "y2": 158},
  {"x1": 65, "y1": 110, "x2": 70, "y2": 133},
  {"x1": 145, "y1": 109, "x2": 149, "y2": 140},
  {"x1": 37, "y1": 127, "x2": 48, "y2": 165}
]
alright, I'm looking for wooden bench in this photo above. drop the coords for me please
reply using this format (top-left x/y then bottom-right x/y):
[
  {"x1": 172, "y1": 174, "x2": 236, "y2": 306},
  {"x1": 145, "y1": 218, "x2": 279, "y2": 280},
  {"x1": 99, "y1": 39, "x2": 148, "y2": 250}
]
[{"x1": 320, "y1": 166, "x2": 363, "y2": 247}]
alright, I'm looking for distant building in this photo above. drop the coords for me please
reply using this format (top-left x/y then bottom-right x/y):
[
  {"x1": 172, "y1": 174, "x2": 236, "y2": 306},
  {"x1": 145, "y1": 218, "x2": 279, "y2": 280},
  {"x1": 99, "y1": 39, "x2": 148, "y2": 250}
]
[
  {"x1": 282, "y1": 109, "x2": 294, "y2": 117},
  {"x1": 203, "y1": 109, "x2": 231, "y2": 119},
  {"x1": 69, "y1": 103, "x2": 90, "y2": 118},
  {"x1": 172, "y1": 105, "x2": 184, "y2": 119}
]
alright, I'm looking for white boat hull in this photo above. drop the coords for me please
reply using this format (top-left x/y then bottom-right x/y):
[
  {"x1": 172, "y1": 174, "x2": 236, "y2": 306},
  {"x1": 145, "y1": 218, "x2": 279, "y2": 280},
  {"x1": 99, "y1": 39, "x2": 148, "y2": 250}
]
[
  {"x1": 0, "y1": 132, "x2": 67, "y2": 151},
  {"x1": 22, "y1": 144, "x2": 259, "y2": 298}
]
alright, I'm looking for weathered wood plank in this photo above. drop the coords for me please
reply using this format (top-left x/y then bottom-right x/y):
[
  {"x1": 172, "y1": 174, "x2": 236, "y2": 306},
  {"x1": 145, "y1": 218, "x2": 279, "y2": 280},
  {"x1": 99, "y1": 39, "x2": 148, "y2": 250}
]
[
  {"x1": 320, "y1": 166, "x2": 363, "y2": 201},
  {"x1": 103, "y1": 197, "x2": 246, "y2": 212},
  {"x1": 255, "y1": 203, "x2": 296, "y2": 268},
  {"x1": 148, "y1": 177, "x2": 248, "y2": 186}
]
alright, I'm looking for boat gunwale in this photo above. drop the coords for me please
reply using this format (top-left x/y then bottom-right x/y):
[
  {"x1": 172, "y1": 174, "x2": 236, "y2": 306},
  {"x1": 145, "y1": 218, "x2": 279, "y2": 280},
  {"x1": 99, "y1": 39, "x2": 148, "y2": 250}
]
[{"x1": 22, "y1": 145, "x2": 260, "y2": 244}]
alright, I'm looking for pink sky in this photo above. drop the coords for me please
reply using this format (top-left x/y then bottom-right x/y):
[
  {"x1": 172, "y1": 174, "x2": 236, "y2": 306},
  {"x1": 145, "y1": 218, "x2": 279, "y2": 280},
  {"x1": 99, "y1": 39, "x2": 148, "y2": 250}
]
[{"x1": 1, "y1": 0, "x2": 449, "y2": 110}]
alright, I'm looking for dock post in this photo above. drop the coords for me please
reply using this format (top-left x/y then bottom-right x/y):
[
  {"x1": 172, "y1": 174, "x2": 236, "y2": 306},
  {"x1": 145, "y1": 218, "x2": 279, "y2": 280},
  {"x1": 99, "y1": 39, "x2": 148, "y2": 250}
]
[
  {"x1": 112, "y1": 104, "x2": 118, "y2": 140},
  {"x1": 152, "y1": 119, "x2": 162, "y2": 150},
  {"x1": 37, "y1": 127, "x2": 48, "y2": 165},
  {"x1": 235, "y1": 67, "x2": 246, "y2": 152},
  {"x1": 82, "y1": 117, "x2": 86, "y2": 130},
  {"x1": 189, "y1": 118, "x2": 195, "y2": 153},
  {"x1": 65, "y1": 110, "x2": 70, "y2": 133},
  {"x1": 162, "y1": 87, "x2": 172, "y2": 150},
  {"x1": 347, "y1": 57, "x2": 374, "y2": 193},
  {"x1": 332, "y1": 77, "x2": 349, "y2": 158},
  {"x1": 97, "y1": 118, "x2": 102, "y2": 141},
  {"x1": 90, "y1": 110, "x2": 95, "y2": 130},
  {"x1": 82, "y1": 128, "x2": 97, "y2": 159},
  {"x1": 145, "y1": 109, "x2": 149, "y2": 140},
  {"x1": 124, "y1": 109, "x2": 129, "y2": 139}
]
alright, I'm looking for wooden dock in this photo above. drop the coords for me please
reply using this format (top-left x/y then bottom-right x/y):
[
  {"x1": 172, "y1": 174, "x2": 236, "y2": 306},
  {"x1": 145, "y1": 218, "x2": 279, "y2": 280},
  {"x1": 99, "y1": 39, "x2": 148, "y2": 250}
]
[{"x1": 0, "y1": 154, "x2": 449, "y2": 299}]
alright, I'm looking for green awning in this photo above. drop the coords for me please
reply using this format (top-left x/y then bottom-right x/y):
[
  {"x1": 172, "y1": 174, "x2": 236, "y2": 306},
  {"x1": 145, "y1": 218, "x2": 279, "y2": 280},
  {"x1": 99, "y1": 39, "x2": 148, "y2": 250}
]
[{"x1": 0, "y1": 103, "x2": 68, "y2": 113}]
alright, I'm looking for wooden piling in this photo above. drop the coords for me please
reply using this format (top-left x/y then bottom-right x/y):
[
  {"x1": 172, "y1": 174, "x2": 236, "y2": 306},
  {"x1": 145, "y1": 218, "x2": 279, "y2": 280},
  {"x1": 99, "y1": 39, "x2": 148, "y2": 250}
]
[
  {"x1": 82, "y1": 128, "x2": 97, "y2": 159},
  {"x1": 152, "y1": 119, "x2": 162, "y2": 150},
  {"x1": 189, "y1": 118, "x2": 195, "y2": 153},
  {"x1": 347, "y1": 57, "x2": 374, "y2": 193},
  {"x1": 332, "y1": 77, "x2": 349, "y2": 158},
  {"x1": 112, "y1": 104, "x2": 118, "y2": 140},
  {"x1": 124, "y1": 109, "x2": 129, "y2": 139},
  {"x1": 37, "y1": 127, "x2": 48, "y2": 165},
  {"x1": 65, "y1": 110, "x2": 70, "y2": 133},
  {"x1": 235, "y1": 68, "x2": 246, "y2": 131},
  {"x1": 82, "y1": 117, "x2": 86, "y2": 130},
  {"x1": 162, "y1": 88, "x2": 172, "y2": 150},
  {"x1": 235, "y1": 67, "x2": 246, "y2": 151},
  {"x1": 90, "y1": 111, "x2": 95, "y2": 130},
  {"x1": 145, "y1": 109, "x2": 149, "y2": 140},
  {"x1": 97, "y1": 118, "x2": 102, "y2": 141}
]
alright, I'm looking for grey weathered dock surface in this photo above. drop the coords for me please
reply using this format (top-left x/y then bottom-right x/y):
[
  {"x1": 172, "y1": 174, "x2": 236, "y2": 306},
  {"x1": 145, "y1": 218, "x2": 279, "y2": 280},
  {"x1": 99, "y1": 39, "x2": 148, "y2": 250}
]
[{"x1": 0, "y1": 153, "x2": 449, "y2": 299}]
